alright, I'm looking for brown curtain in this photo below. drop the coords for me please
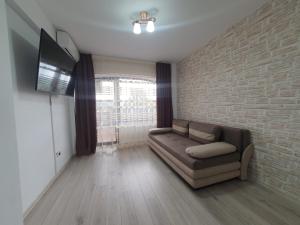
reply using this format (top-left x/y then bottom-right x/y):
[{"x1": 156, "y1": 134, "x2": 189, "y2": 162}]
[
  {"x1": 73, "y1": 54, "x2": 97, "y2": 156},
  {"x1": 156, "y1": 62, "x2": 173, "y2": 128}
]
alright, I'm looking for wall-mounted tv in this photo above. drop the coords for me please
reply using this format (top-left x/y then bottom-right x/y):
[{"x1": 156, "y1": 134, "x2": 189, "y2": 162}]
[{"x1": 35, "y1": 29, "x2": 76, "y2": 96}]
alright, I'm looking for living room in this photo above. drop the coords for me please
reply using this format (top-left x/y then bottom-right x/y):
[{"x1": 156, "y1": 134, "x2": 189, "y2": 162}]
[{"x1": 1, "y1": 0, "x2": 299, "y2": 225}]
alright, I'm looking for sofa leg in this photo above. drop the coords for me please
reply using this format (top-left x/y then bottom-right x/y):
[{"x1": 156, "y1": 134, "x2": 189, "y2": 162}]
[{"x1": 240, "y1": 144, "x2": 254, "y2": 181}]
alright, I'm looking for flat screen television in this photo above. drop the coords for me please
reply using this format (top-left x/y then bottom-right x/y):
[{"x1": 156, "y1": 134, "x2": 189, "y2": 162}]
[{"x1": 35, "y1": 29, "x2": 76, "y2": 96}]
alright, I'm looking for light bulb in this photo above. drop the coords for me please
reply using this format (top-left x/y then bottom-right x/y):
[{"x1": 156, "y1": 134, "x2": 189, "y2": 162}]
[
  {"x1": 133, "y1": 22, "x2": 141, "y2": 34},
  {"x1": 146, "y1": 20, "x2": 155, "y2": 33}
]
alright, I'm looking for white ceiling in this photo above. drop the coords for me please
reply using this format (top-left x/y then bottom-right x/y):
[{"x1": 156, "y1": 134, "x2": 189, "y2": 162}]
[{"x1": 36, "y1": 0, "x2": 267, "y2": 62}]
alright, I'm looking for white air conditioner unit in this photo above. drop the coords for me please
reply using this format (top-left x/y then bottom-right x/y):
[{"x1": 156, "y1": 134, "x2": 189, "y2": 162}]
[{"x1": 56, "y1": 30, "x2": 80, "y2": 62}]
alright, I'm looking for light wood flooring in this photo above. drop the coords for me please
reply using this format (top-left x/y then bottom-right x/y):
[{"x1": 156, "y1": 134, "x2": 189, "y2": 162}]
[{"x1": 25, "y1": 145, "x2": 300, "y2": 225}]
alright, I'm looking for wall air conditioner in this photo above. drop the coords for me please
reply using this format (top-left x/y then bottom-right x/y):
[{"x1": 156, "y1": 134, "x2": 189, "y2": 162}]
[{"x1": 56, "y1": 30, "x2": 80, "y2": 62}]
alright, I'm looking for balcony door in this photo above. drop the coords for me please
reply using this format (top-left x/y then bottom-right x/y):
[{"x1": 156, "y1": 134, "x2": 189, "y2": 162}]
[
  {"x1": 95, "y1": 77, "x2": 156, "y2": 147},
  {"x1": 95, "y1": 78, "x2": 117, "y2": 145}
]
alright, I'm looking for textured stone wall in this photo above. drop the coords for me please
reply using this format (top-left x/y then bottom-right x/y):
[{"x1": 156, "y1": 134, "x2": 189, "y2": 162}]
[{"x1": 177, "y1": 0, "x2": 300, "y2": 199}]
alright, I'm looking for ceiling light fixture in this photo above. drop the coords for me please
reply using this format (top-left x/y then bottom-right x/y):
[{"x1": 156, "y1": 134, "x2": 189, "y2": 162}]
[
  {"x1": 132, "y1": 11, "x2": 156, "y2": 34},
  {"x1": 133, "y1": 22, "x2": 141, "y2": 34}
]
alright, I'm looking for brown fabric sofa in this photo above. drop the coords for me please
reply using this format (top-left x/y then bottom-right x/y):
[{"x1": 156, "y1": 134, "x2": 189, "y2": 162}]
[{"x1": 147, "y1": 120, "x2": 253, "y2": 188}]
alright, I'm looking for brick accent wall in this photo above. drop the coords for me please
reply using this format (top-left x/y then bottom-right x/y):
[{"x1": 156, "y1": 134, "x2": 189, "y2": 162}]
[{"x1": 177, "y1": 0, "x2": 300, "y2": 199}]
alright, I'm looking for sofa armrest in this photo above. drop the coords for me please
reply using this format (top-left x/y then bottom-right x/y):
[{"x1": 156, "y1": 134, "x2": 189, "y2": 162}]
[
  {"x1": 240, "y1": 144, "x2": 254, "y2": 180},
  {"x1": 185, "y1": 142, "x2": 237, "y2": 159},
  {"x1": 149, "y1": 127, "x2": 172, "y2": 135}
]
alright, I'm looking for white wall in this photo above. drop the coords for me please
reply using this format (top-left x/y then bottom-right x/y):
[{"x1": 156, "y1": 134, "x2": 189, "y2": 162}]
[
  {"x1": 6, "y1": 0, "x2": 55, "y2": 38},
  {"x1": 6, "y1": 0, "x2": 76, "y2": 214},
  {"x1": 7, "y1": 6, "x2": 56, "y2": 212},
  {"x1": 0, "y1": 0, "x2": 23, "y2": 224},
  {"x1": 51, "y1": 96, "x2": 75, "y2": 172},
  {"x1": 93, "y1": 55, "x2": 156, "y2": 80}
]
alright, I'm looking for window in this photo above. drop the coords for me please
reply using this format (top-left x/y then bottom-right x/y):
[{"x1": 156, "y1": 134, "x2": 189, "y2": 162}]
[{"x1": 95, "y1": 77, "x2": 156, "y2": 145}]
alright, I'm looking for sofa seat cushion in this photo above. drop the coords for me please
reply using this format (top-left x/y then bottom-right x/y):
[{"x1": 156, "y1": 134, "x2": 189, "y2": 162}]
[
  {"x1": 186, "y1": 142, "x2": 237, "y2": 159},
  {"x1": 149, "y1": 132, "x2": 240, "y2": 170}
]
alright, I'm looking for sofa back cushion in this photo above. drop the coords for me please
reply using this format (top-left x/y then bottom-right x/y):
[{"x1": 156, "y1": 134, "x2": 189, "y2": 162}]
[
  {"x1": 172, "y1": 119, "x2": 189, "y2": 136},
  {"x1": 189, "y1": 121, "x2": 221, "y2": 144},
  {"x1": 220, "y1": 125, "x2": 251, "y2": 154}
]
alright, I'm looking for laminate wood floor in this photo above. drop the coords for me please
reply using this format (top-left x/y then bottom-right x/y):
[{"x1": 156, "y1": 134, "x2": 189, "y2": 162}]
[{"x1": 25, "y1": 146, "x2": 300, "y2": 225}]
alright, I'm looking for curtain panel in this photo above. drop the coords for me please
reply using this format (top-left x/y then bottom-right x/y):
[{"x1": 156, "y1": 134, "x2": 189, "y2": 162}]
[
  {"x1": 156, "y1": 62, "x2": 173, "y2": 128},
  {"x1": 73, "y1": 54, "x2": 97, "y2": 156}
]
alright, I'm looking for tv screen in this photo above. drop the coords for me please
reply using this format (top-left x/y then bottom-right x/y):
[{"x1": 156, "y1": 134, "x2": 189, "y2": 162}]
[{"x1": 35, "y1": 29, "x2": 76, "y2": 96}]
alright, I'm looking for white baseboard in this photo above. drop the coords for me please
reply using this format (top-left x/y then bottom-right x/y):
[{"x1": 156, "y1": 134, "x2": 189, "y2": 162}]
[{"x1": 23, "y1": 156, "x2": 73, "y2": 220}]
